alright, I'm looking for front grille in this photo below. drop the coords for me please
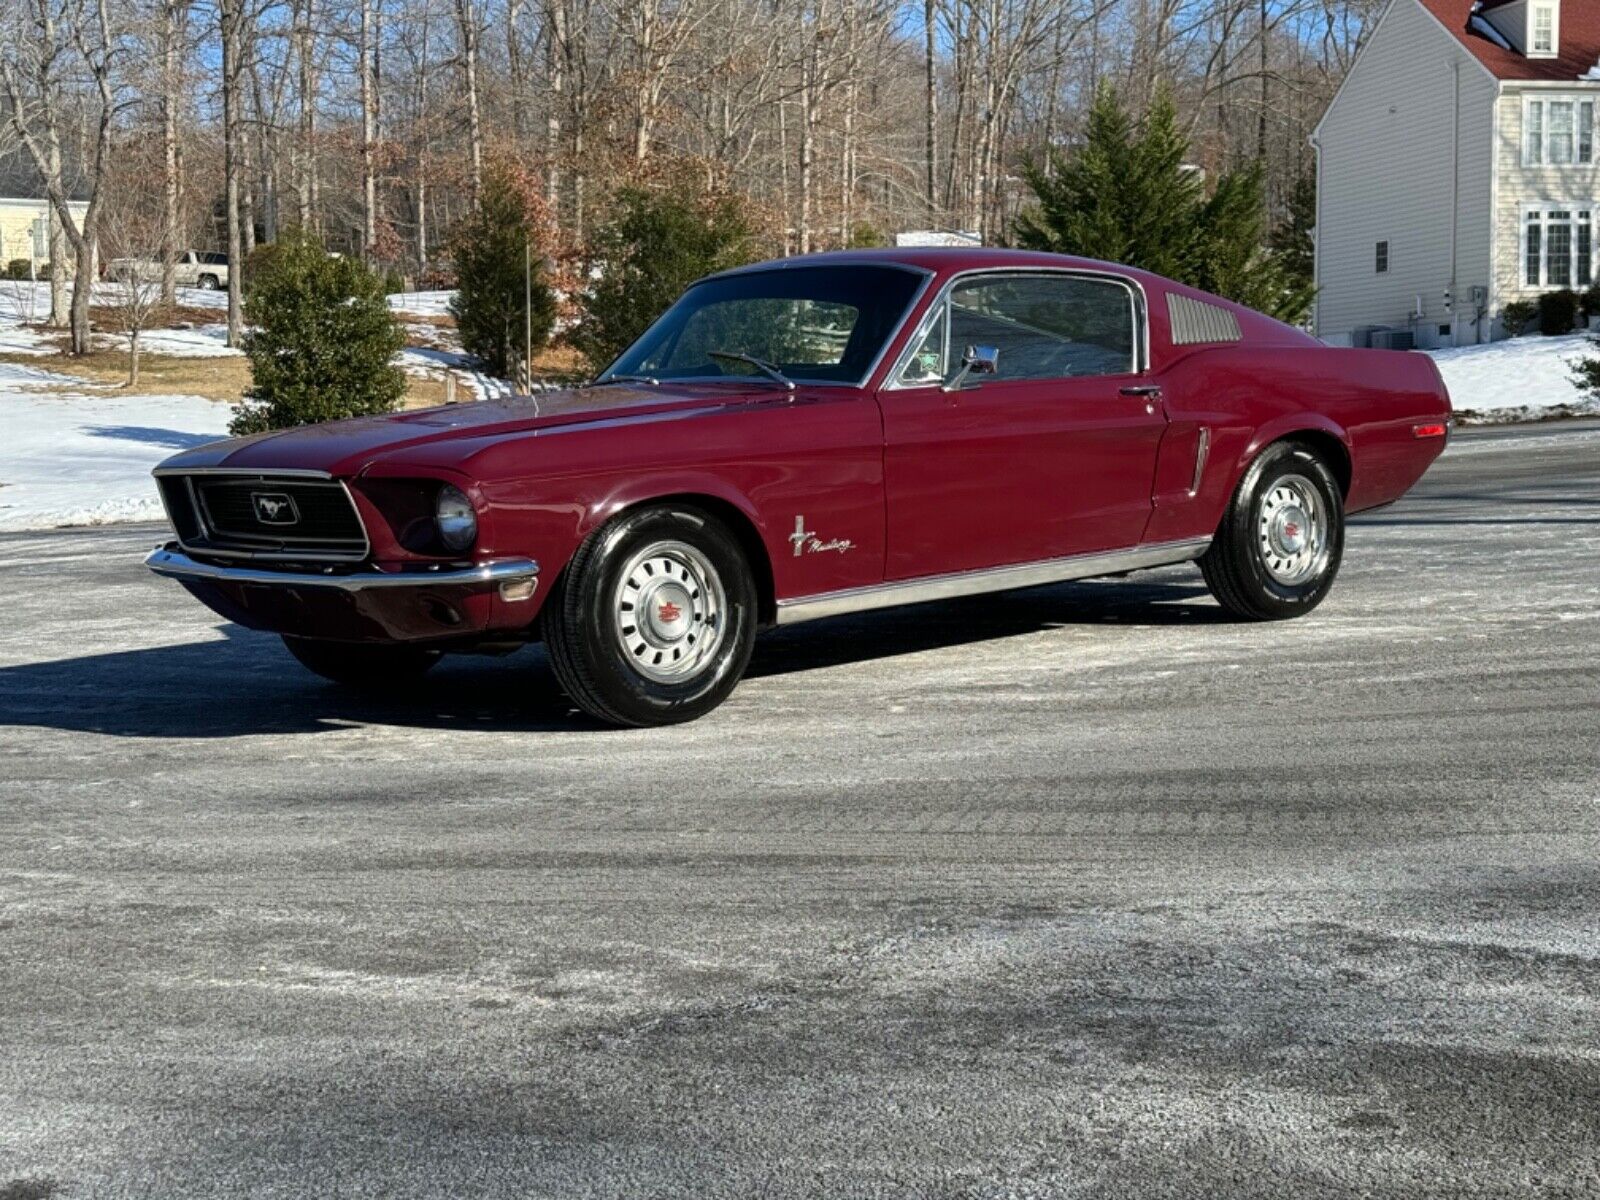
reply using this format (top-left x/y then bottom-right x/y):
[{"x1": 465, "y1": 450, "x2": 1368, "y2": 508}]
[{"x1": 158, "y1": 473, "x2": 368, "y2": 561}]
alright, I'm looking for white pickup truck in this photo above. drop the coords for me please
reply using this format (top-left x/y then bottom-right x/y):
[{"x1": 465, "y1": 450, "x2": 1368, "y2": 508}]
[{"x1": 108, "y1": 249, "x2": 230, "y2": 290}]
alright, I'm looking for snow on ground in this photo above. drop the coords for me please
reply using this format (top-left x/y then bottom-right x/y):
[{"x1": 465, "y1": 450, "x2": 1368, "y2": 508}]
[
  {"x1": 0, "y1": 362, "x2": 231, "y2": 531},
  {"x1": 132, "y1": 324, "x2": 238, "y2": 357},
  {"x1": 1427, "y1": 332, "x2": 1600, "y2": 423},
  {"x1": 389, "y1": 290, "x2": 455, "y2": 318}
]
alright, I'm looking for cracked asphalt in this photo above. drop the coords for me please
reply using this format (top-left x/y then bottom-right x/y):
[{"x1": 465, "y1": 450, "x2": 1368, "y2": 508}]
[{"x1": 1, "y1": 421, "x2": 1598, "y2": 1198}]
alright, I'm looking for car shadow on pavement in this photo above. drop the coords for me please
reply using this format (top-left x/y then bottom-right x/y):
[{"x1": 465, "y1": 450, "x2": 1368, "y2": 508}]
[
  {"x1": 0, "y1": 576, "x2": 1221, "y2": 739},
  {"x1": 747, "y1": 575, "x2": 1225, "y2": 678}
]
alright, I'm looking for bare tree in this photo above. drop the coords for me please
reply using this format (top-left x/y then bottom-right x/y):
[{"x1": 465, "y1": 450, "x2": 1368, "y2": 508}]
[
  {"x1": 453, "y1": 0, "x2": 483, "y2": 200},
  {"x1": 221, "y1": 0, "x2": 246, "y2": 343},
  {"x1": 1, "y1": 0, "x2": 124, "y2": 355}
]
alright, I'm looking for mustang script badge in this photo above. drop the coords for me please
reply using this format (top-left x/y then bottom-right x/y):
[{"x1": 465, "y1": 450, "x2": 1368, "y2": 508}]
[
  {"x1": 789, "y1": 515, "x2": 855, "y2": 557},
  {"x1": 251, "y1": 492, "x2": 300, "y2": 526}
]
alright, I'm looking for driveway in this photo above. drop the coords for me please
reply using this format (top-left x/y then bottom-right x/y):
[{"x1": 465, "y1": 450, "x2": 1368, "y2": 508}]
[{"x1": 2, "y1": 422, "x2": 1598, "y2": 1198}]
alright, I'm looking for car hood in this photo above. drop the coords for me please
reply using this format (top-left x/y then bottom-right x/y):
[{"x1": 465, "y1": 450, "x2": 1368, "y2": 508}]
[{"x1": 158, "y1": 382, "x2": 769, "y2": 477}]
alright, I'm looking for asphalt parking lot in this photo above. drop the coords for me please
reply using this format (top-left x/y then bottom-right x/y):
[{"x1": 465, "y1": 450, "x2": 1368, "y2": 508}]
[{"x1": 2, "y1": 421, "x2": 1598, "y2": 1198}]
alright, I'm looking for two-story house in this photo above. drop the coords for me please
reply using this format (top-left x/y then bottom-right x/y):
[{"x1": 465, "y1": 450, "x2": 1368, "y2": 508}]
[{"x1": 1313, "y1": 0, "x2": 1600, "y2": 347}]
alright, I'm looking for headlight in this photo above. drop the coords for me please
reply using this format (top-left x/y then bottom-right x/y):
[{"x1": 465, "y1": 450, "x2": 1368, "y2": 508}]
[{"x1": 435, "y1": 484, "x2": 478, "y2": 551}]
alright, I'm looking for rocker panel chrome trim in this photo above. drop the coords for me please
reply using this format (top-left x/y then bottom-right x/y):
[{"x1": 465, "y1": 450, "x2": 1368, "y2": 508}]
[
  {"x1": 774, "y1": 537, "x2": 1212, "y2": 626},
  {"x1": 145, "y1": 546, "x2": 539, "y2": 592}
]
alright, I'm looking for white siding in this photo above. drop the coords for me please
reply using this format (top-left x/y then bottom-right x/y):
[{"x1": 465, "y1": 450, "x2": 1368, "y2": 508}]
[
  {"x1": 1493, "y1": 86, "x2": 1600, "y2": 325},
  {"x1": 1314, "y1": 0, "x2": 1497, "y2": 346}
]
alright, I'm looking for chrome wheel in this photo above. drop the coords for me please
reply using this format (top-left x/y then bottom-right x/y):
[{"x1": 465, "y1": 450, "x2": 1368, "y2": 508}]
[
  {"x1": 610, "y1": 539, "x2": 727, "y2": 684},
  {"x1": 1256, "y1": 473, "x2": 1330, "y2": 586}
]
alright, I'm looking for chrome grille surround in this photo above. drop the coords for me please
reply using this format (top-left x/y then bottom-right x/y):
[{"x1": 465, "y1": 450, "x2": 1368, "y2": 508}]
[{"x1": 153, "y1": 468, "x2": 371, "y2": 563}]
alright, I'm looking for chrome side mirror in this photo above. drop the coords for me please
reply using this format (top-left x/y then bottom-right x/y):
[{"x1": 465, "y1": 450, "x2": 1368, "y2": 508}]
[{"x1": 943, "y1": 344, "x2": 999, "y2": 392}]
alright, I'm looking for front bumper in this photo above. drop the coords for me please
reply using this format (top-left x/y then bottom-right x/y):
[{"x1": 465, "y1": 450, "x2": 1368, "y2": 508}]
[
  {"x1": 145, "y1": 545, "x2": 539, "y2": 592},
  {"x1": 145, "y1": 544, "x2": 541, "y2": 642}
]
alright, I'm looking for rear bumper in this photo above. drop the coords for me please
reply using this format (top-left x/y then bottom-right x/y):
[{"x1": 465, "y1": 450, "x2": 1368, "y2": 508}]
[{"x1": 145, "y1": 544, "x2": 541, "y2": 643}]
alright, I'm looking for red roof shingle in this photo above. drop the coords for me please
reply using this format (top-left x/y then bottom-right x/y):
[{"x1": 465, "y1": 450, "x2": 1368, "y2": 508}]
[{"x1": 1417, "y1": 0, "x2": 1600, "y2": 80}]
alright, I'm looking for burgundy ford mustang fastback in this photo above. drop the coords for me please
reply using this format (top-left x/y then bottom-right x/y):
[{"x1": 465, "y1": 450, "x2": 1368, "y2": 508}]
[{"x1": 147, "y1": 248, "x2": 1452, "y2": 726}]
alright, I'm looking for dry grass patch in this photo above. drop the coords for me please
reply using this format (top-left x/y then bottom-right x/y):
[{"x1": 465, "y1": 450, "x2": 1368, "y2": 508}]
[
  {"x1": 0, "y1": 348, "x2": 250, "y2": 401},
  {"x1": 0, "y1": 348, "x2": 465, "y2": 411}
]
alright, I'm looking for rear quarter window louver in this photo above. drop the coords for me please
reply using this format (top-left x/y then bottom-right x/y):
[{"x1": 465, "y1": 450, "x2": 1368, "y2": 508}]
[{"x1": 1167, "y1": 294, "x2": 1243, "y2": 346}]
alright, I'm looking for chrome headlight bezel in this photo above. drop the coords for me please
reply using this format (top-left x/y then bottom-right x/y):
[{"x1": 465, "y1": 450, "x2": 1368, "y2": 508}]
[{"x1": 435, "y1": 484, "x2": 478, "y2": 552}]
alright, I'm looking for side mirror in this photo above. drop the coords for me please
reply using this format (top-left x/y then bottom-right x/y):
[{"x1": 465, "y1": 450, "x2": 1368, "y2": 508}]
[{"x1": 943, "y1": 344, "x2": 999, "y2": 392}]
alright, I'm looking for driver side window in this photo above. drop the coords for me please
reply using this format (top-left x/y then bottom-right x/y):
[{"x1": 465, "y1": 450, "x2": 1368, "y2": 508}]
[{"x1": 895, "y1": 273, "x2": 1137, "y2": 386}]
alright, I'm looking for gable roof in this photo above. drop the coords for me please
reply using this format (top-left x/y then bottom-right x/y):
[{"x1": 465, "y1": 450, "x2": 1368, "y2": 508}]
[{"x1": 1416, "y1": 0, "x2": 1600, "y2": 80}]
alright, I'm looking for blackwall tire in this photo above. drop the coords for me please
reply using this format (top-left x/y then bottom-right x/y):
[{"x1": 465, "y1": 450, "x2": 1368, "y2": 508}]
[
  {"x1": 1200, "y1": 441, "x2": 1345, "y2": 621},
  {"x1": 282, "y1": 636, "x2": 441, "y2": 687},
  {"x1": 543, "y1": 504, "x2": 757, "y2": 727}
]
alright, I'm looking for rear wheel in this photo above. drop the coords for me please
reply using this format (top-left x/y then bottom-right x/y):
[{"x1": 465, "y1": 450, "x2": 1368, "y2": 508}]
[
  {"x1": 197, "y1": 274, "x2": 220, "y2": 290},
  {"x1": 1200, "y1": 441, "x2": 1344, "y2": 620},
  {"x1": 544, "y1": 504, "x2": 757, "y2": 727},
  {"x1": 282, "y1": 636, "x2": 440, "y2": 687}
]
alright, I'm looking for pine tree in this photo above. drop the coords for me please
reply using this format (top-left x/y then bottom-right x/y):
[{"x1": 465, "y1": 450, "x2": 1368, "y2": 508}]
[
  {"x1": 229, "y1": 230, "x2": 406, "y2": 435},
  {"x1": 448, "y1": 163, "x2": 559, "y2": 380},
  {"x1": 1270, "y1": 169, "x2": 1318, "y2": 293},
  {"x1": 1016, "y1": 85, "x2": 1313, "y2": 325},
  {"x1": 569, "y1": 185, "x2": 757, "y2": 372},
  {"x1": 1016, "y1": 86, "x2": 1200, "y2": 282}
]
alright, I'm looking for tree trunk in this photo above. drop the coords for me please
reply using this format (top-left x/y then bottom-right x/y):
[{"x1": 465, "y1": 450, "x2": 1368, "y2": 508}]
[
  {"x1": 128, "y1": 330, "x2": 141, "y2": 387},
  {"x1": 161, "y1": 0, "x2": 183, "y2": 305},
  {"x1": 222, "y1": 0, "x2": 245, "y2": 345},
  {"x1": 416, "y1": 11, "x2": 430, "y2": 270},
  {"x1": 296, "y1": 0, "x2": 317, "y2": 229},
  {"x1": 1258, "y1": 0, "x2": 1269, "y2": 161},
  {"x1": 455, "y1": 0, "x2": 483, "y2": 201},
  {"x1": 546, "y1": 2, "x2": 563, "y2": 212},
  {"x1": 361, "y1": 0, "x2": 378, "y2": 253},
  {"x1": 69, "y1": 234, "x2": 94, "y2": 356},
  {"x1": 924, "y1": 0, "x2": 937, "y2": 223},
  {"x1": 48, "y1": 204, "x2": 68, "y2": 327}
]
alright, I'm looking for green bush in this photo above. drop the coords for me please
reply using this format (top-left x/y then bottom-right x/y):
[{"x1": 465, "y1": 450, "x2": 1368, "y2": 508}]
[
  {"x1": 1570, "y1": 335, "x2": 1600, "y2": 401},
  {"x1": 5, "y1": 259, "x2": 32, "y2": 281},
  {"x1": 229, "y1": 229, "x2": 406, "y2": 436},
  {"x1": 448, "y1": 164, "x2": 558, "y2": 380},
  {"x1": 382, "y1": 267, "x2": 406, "y2": 297},
  {"x1": 1581, "y1": 282, "x2": 1600, "y2": 323},
  {"x1": 847, "y1": 223, "x2": 889, "y2": 249},
  {"x1": 569, "y1": 186, "x2": 757, "y2": 372},
  {"x1": 1539, "y1": 289, "x2": 1580, "y2": 336},
  {"x1": 1500, "y1": 299, "x2": 1538, "y2": 337},
  {"x1": 240, "y1": 241, "x2": 283, "y2": 296}
]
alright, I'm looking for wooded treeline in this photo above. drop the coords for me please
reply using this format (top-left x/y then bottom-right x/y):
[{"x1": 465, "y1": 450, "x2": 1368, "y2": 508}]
[{"x1": 2, "y1": 0, "x2": 1380, "y2": 351}]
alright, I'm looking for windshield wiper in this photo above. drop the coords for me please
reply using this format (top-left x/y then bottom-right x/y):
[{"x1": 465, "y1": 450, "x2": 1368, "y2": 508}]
[
  {"x1": 587, "y1": 373, "x2": 660, "y2": 387},
  {"x1": 707, "y1": 351, "x2": 796, "y2": 392}
]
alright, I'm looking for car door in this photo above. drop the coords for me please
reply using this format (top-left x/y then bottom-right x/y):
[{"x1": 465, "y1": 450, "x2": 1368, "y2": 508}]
[{"x1": 877, "y1": 271, "x2": 1166, "y2": 581}]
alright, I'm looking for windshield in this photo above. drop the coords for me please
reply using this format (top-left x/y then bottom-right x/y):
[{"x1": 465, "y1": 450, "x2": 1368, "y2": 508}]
[{"x1": 601, "y1": 264, "x2": 926, "y2": 386}]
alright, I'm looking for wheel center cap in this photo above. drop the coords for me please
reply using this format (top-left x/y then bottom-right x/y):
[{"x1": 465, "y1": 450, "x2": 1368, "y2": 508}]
[
  {"x1": 1274, "y1": 506, "x2": 1309, "y2": 555},
  {"x1": 644, "y1": 583, "x2": 693, "y2": 642}
]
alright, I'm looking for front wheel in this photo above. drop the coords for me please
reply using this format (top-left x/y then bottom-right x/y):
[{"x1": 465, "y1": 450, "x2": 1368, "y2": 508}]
[
  {"x1": 544, "y1": 504, "x2": 757, "y2": 727},
  {"x1": 282, "y1": 636, "x2": 440, "y2": 687},
  {"x1": 1200, "y1": 441, "x2": 1345, "y2": 620}
]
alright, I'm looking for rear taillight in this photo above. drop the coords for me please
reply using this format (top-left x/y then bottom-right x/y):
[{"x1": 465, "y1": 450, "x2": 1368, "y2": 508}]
[{"x1": 1413, "y1": 422, "x2": 1448, "y2": 439}]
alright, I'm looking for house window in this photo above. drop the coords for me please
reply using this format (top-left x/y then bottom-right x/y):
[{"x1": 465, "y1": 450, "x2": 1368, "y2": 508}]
[
  {"x1": 1525, "y1": 208, "x2": 1595, "y2": 289},
  {"x1": 1533, "y1": 6, "x2": 1555, "y2": 54},
  {"x1": 1376, "y1": 241, "x2": 1389, "y2": 274},
  {"x1": 1525, "y1": 98, "x2": 1596, "y2": 165}
]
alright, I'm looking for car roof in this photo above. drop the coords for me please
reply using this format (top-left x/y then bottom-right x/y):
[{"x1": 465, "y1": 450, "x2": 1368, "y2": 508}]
[{"x1": 705, "y1": 247, "x2": 1165, "y2": 287}]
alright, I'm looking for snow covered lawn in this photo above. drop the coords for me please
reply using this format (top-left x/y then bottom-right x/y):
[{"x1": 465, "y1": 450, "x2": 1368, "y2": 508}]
[
  {"x1": 1427, "y1": 332, "x2": 1600, "y2": 423},
  {"x1": 0, "y1": 362, "x2": 231, "y2": 531}
]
